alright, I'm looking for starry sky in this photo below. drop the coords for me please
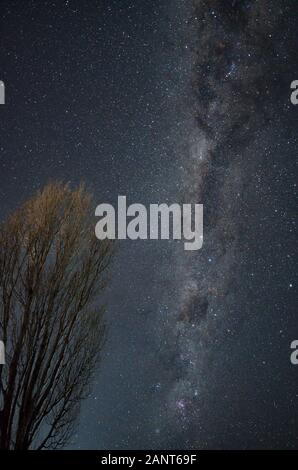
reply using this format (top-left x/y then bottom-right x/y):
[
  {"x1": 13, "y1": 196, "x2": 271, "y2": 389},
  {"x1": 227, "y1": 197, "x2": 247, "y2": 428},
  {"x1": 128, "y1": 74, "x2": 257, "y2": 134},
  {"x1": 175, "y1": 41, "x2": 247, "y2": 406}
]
[{"x1": 0, "y1": 0, "x2": 297, "y2": 450}]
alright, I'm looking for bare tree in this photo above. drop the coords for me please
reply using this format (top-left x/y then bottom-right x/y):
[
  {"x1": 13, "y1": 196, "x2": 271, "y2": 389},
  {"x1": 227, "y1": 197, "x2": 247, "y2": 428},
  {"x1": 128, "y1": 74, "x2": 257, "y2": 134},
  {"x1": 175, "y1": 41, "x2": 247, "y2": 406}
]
[{"x1": 0, "y1": 182, "x2": 114, "y2": 449}]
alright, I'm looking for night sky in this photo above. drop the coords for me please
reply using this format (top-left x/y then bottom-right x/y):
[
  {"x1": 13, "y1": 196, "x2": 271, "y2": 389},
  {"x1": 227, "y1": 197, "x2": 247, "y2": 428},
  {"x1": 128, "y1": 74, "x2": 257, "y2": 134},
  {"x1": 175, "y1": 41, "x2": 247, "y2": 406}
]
[{"x1": 0, "y1": 0, "x2": 297, "y2": 449}]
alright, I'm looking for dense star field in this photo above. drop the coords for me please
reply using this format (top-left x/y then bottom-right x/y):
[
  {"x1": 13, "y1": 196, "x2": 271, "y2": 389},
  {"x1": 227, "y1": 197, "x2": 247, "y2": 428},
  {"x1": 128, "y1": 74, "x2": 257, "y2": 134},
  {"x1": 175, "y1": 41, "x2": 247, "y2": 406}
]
[{"x1": 0, "y1": 0, "x2": 297, "y2": 449}]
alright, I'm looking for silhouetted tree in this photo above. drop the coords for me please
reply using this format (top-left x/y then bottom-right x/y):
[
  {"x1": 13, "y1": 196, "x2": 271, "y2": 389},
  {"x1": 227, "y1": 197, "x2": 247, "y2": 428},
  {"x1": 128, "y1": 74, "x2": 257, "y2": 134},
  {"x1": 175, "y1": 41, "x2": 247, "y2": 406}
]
[{"x1": 0, "y1": 182, "x2": 114, "y2": 449}]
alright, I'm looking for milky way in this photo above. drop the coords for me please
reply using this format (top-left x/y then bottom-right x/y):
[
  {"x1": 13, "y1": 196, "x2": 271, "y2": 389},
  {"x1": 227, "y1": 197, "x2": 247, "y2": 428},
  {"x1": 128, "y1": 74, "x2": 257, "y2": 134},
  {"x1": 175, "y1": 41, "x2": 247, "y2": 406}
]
[{"x1": 153, "y1": 0, "x2": 297, "y2": 449}]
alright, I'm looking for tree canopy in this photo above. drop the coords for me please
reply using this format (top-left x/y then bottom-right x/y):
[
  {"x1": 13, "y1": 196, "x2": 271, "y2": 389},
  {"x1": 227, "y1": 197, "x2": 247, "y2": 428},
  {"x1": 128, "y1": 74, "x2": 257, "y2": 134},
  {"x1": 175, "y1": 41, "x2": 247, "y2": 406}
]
[{"x1": 0, "y1": 182, "x2": 114, "y2": 449}]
